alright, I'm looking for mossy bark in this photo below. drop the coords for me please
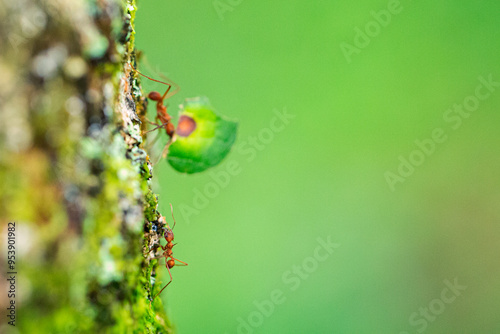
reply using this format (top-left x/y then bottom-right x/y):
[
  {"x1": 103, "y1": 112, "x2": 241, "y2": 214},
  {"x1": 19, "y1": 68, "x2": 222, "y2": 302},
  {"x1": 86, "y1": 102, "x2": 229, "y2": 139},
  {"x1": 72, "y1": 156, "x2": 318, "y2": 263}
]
[{"x1": 0, "y1": 0, "x2": 173, "y2": 332}]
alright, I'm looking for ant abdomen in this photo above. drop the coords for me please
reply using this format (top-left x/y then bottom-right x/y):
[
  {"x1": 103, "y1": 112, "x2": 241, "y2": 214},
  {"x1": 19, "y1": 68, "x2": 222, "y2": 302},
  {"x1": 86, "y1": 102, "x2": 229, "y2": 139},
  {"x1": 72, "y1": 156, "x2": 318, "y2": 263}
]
[{"x1": 167, "y1": 259, "x2": 175, "y2": 268}]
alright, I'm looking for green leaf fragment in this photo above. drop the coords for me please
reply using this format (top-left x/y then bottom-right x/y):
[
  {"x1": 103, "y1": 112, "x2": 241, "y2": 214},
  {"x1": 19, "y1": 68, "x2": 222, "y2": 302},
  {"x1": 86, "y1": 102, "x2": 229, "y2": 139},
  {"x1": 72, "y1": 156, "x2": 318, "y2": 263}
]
[{"x1": 167, "y1": 97, "x2": 238, "y2": 174}]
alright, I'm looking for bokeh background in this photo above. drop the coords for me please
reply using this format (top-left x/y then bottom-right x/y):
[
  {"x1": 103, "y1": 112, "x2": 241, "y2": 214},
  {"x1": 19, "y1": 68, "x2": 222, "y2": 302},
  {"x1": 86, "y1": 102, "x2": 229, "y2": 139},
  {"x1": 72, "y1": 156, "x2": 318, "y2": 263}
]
[{"x1": 136, "y1": 1, "x2": 500, "y2": 333}]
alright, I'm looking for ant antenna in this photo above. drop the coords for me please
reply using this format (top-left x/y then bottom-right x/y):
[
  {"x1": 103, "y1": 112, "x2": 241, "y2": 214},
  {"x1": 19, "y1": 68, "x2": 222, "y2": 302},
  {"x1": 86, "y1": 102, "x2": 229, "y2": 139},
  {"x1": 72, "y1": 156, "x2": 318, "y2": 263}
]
[
  {"x1": 132, "y1": 66, "x2": 172, "y2": 100},
  {"x1": 169, "y1": 203, "x2": 177, "y2": 229},
  {"x1": 131, "y1": 66, "x2": 172, "y2": 89}
]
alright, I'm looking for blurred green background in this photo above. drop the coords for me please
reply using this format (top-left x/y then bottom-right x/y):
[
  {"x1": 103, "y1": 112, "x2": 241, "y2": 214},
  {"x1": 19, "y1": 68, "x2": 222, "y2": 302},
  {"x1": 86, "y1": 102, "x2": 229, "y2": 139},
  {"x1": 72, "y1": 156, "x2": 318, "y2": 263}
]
[{"x1": 135, "y1": 0, "x2": 500, "y2": 333}]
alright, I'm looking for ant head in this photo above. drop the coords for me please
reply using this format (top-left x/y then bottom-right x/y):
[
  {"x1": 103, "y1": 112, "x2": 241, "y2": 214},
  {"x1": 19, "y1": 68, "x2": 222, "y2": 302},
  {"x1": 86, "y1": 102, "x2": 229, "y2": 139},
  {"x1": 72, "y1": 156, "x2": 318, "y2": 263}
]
[
  {"x1": 148, "y1": 91, "x2": 162, "y2": 101},
  {"x1": 165, "y1": 229, "x2": 174, "y2": 242}
]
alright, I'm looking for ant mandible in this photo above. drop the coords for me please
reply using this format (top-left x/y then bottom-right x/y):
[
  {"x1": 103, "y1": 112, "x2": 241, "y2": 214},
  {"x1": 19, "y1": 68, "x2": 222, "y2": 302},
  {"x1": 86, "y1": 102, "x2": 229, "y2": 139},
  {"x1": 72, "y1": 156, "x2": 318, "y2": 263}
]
[{"x1": 152, "y1": 204, "x2": 188, "y2": 300}]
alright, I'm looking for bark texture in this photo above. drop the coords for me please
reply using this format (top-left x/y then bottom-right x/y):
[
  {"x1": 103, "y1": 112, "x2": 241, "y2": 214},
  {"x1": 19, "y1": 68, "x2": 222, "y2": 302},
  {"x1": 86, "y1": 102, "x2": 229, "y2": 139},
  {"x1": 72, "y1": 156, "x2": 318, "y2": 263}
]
[{"x1": 0, "y1": 0, "x2": 173, "y2": 332}]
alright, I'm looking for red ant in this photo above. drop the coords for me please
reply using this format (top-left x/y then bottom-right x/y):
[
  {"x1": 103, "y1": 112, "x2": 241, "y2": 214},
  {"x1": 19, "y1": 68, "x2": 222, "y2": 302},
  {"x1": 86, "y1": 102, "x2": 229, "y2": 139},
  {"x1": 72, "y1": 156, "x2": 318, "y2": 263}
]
[
  {"x1": 151, "y1": 204, "x2": 188, "y2": 300},
  {"x1": 133, "y1": 67, "x2": 180, "y2": 158}
]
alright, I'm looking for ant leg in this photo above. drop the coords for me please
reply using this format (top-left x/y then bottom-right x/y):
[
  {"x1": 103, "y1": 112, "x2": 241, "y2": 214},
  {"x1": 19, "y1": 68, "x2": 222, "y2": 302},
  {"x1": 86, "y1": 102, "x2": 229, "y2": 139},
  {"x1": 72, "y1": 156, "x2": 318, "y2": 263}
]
[
  {"x1": 144, "y1": 121, "x2": 170, "y2": 134},
  {"x1": 160, "y1": 85, "x2": 172, "y2": 101},
  {"x1": 133, "y1": 66, "x2": 175, "y2": 102},
  {"x1": 145, "y1": 118, "x2": 159, "y2": 126},
  {"x1": 133, "y1": 67, "x2": 172, "y2": 91},
  {"x1": 153, "y1": 263, "x2": 173, "y2": 300},
  {"x1": 152, "y1": 141, "x2": 172, "y2": 165},
  {"x1": 144, "y1": 125, "x2": 162, "y2": 134},
  {"x1": 151, "y1": 151, "x2": 163, "y2": 166},
  {"x1": 171, "y1": 257, "x2": 188, "y2": 266},
  {"x1": 141, "y1": 56, "x2": 179, "y2": 96},
  {"x1": 146, "y1": 131, "x2": 161, "y2": 151},
  {"x1": 160, "y1": 137, "x2": 175, "y2": 158},
  {"x1": 131, "y1": 64, "x2": 180, "y2": 100},
  {"x1": 162, "y1": 145, "x2": 170, "y2": 159},
  {"x1": 163, "y1": 83, "x2": 180, "y2": 100}
]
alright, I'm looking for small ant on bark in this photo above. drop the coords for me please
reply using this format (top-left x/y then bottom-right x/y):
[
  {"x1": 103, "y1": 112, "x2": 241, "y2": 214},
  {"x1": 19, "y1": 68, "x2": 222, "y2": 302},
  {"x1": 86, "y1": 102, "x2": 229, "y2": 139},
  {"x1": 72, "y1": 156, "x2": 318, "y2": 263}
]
[
  {"x1": 151, "y1": 204, "x2": 188, "y2": 300},
  {"x1": 133, "y1": 67, "x2": 180, "y2": 159}
]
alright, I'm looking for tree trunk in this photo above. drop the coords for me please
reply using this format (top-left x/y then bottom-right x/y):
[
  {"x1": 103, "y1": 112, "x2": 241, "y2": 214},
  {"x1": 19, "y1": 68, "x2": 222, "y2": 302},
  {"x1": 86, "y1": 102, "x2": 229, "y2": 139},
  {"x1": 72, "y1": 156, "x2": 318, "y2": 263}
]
[{"x1": 0, "y1": 0, "x2": 173, "y2": 332}]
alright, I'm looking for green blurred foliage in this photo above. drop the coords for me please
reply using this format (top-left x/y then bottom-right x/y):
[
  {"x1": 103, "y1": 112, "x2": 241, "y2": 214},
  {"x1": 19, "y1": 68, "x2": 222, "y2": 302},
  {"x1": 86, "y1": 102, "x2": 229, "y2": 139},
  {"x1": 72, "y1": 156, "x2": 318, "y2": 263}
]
[{"x1": 136, "y1": 1, "x2": 500, "y2": 333}]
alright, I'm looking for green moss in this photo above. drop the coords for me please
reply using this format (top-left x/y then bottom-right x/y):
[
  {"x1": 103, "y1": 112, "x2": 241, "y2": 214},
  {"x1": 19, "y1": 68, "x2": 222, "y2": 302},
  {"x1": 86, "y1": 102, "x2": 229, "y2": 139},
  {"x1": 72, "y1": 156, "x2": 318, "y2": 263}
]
[{"x1": 0, "y1": 0, "x2": 174, "y2": 332}]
